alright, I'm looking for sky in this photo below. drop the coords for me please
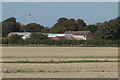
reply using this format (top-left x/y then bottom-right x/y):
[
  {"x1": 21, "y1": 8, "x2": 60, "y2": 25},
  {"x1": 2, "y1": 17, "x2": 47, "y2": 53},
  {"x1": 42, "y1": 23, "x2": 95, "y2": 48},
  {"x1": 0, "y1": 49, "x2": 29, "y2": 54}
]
[
  {"x1": 2, "y1": 2, "x2": 118, "y2": 27},
  {"x1": 118, "y1": 1, "x2": 120, "y2": 17}
]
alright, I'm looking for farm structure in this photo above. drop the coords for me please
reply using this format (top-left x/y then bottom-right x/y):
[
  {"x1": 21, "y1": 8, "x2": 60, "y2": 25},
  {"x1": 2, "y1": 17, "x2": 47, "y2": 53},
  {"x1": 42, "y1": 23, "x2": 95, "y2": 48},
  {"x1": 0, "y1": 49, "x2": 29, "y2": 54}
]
[
  {"x1": 53, "y1": 36, "x2": 66, "y2": 40},
  {"x1": 45, "y1": 31, "x2": 93, "y2": 40},
  {"x1": 8, "y1": 32, "x2": 31, "y2": 40},
  {"x1": 64, "y1": 31, "x2": 94, "y2": 40},
  {"x1": 8, "y1": 31, "x2": 93, "y2": 40}
]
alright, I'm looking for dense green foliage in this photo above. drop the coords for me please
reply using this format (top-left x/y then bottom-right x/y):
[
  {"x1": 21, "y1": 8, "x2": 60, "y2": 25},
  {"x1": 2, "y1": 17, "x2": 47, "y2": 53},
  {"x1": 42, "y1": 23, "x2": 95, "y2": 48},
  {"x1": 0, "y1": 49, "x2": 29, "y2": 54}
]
[
  {"x1": 2, "y1": 17, "x2": 50, "y2": 37},
  {"x1": 22, "y1": 23, "x2": 44, "y2": 32},
  {"x1": 84, "y1": 24, "x2": 98, "y2": 34},
  {"x1": 2, "y1": 38, "x2": 119, "y2": 47},
  {"x1": 25, "y1": 33, "x2": 48, "y2": 44},
  {"x1": 1, "y1": 17, "x2": 120, "y2": 47},
  {"x1": 50, "y1": 18, "x2": 87, "y2": 33},
  {"x1": 95, "y1": 17, "x2": 120, "y2": 40},
  {"x1": 2, "y1": 17, "x2": 21, "y2": 37},
  {"x1": 8, "y1": 34, "x2": 23, "y2": 44}
]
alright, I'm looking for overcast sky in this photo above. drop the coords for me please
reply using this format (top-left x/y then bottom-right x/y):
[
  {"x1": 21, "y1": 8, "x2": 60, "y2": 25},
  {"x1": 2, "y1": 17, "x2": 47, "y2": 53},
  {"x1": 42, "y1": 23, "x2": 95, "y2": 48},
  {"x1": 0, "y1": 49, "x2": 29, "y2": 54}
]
[{"x1": 2, "y1": 2, "x2": 118, "y2": 27}]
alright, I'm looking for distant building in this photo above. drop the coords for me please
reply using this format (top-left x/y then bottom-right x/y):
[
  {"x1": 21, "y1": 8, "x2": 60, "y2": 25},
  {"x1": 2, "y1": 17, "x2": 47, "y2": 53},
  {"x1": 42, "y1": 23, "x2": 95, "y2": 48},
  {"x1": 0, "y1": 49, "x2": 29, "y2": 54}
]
[
  {"x1": 8, "y1": 32, "x2": 31, "y2": 39},
  {"x1": 53, "y1": 36, "x2": 66, "y2": 40},
  {"x1": 43, "y1": 33, "x2": 65, "y2": 39},
  {"x1": 64, "y1": 31, "x2": 93, "y2": 40},
  {"x1": 44, "y1": 31, "x2": 93, "y2": 40},
  {"x1": 8, "y1": 31, "x2": 93, "y2": 40},
  {"x1": 0, "y1": 37, "x2": 8, "y2": 40}
]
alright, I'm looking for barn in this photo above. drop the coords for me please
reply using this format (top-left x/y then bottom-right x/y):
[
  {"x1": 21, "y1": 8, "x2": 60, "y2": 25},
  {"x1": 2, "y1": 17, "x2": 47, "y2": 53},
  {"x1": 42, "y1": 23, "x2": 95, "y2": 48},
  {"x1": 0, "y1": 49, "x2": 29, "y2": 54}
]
[
  {"x1": 64, "y1": 31, "x2": 94, "y2": 40},
  {"x1": 8, "y1": 32, "x2": 31, "y2": 39},
  {"x1": 7, "y1": 31, "x2": 93, "y2": 40}
]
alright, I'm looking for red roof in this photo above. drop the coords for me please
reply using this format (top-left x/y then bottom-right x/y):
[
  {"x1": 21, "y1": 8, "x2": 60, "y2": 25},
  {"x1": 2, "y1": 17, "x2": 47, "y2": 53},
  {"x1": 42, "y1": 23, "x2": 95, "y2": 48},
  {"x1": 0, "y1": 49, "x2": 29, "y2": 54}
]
[{"x1": 0, "y1": 37, "x2": 8, "y2": 40}]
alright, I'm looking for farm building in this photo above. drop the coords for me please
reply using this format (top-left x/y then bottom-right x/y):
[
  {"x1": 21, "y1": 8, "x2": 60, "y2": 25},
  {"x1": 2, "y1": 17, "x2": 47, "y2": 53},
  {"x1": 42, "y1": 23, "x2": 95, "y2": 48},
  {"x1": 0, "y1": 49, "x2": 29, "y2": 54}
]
[
  {"x1": 53, "y1": 36, "x2": 66, "y2": 40},
  {"x1": 0, "y1": 37, "x2": 8, "y2": 40},
  {"x1": 64, "y1": 31, "x2": 93, "y2": 40},
  {"x1": 8, "y1": 32, "x2": 31, "y2": 40},
  {"x1": 7, "y1": 31, "x2": 93, "y2": 40},
  {"x1": 44, "y1": 31, "x2": 93, "y2": 40},
  {"x1": 43, "y1": 33, "x2": 65, "y2": 39},
  {"x1": 43, "y1": 33, "x2": 72, "y2": 40}
]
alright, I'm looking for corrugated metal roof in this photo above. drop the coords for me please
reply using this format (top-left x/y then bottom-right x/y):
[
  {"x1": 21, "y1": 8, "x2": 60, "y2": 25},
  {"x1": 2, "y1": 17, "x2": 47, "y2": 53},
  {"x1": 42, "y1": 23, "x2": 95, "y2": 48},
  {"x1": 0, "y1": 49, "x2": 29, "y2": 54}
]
[
  {"x1": 8, "y1": 32, "x2": 31, "y2": 37},
  {"x1": 43, "y1": 33, "x2": 65, "y2": 38},
  {"x1": 8, "y1": 32, "x2": 31, "y2": 39}
]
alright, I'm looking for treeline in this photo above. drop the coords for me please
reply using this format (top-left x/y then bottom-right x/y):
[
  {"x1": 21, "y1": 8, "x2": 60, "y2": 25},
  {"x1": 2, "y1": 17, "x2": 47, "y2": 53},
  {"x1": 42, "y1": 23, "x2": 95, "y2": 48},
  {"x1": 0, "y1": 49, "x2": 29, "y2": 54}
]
[
  {"x1": 2, "y1": 17, "x2": 97, "y2": 37},
  {"x1": 1, "y1": 17, "x2": 120, "y2": 46},
  {"x1": 2, "y1": 17, "x2": 120, "y2": 40},
  {"x1": 2, "y1": 17, "x2": 50, "y2": 37}
]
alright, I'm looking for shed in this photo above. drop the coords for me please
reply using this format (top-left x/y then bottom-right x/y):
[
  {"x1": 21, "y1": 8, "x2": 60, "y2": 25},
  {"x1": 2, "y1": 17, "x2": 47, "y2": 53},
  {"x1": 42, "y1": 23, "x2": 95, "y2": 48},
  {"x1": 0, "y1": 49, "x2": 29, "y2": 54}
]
[{"x1": 64, "y1": 31, "x2": 93, "y2": 40}]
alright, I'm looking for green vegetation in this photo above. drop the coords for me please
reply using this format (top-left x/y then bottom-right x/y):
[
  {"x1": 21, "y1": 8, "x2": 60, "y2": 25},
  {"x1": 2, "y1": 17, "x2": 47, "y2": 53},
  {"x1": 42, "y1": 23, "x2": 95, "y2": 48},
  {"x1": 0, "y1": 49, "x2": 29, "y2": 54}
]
[
  {"x1": 2, "y1": 17, "x2": 21, "y2": 37},
  {"x1": 1, "y1": 60, "x2": 119, "y2": 63},
  {"x1": 1, "y1": 17, "x2": 120, "y2": 46},
  {"x1": 21, "y1": 23, "x2": 44, "y2": 32},
  {"x1": 95, "y1": 17, "x2": 120, "y2": 40},
  {"x1": 8, "y1": 34, "x2": 23, "y2": 44},
  {"x1": 84, "y1": 24, "x2": 98, "y2": 34},
  {"x1": 50, "y1": 18, "x2": 87, "y2": 33},
  {"x1": 2, "y1": 37, "x2": 119, "y2": 47}
]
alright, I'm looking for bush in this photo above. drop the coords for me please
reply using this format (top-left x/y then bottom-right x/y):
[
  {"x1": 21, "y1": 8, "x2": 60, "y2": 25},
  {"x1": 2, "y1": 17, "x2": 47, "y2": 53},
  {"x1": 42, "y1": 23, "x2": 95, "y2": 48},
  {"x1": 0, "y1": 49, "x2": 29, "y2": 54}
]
[
  {"x1": 8, "y1": 34, "x2": 23, "y2": 44},
  {"x1": 2, "y1": 39, "x2": 9, "y2": 44}
]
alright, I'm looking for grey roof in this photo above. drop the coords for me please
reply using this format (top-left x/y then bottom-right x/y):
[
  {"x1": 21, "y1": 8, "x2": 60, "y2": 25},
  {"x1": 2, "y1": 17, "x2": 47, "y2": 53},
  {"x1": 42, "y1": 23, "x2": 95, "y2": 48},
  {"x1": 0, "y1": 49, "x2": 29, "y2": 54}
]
[
  {"x1": 64, "y1": 31, "x2": 91, "y2": 36},
  {"x1": 8, "y1": 32, "x2": 31, "y2": 37}
]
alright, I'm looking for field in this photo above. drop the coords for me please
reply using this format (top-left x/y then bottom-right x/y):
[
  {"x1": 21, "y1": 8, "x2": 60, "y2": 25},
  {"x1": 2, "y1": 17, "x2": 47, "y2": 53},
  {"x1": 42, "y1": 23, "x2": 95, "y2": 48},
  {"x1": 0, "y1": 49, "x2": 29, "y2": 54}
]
[{"x1": 2, "y1": 47, "x2": 118, "y2": 78}]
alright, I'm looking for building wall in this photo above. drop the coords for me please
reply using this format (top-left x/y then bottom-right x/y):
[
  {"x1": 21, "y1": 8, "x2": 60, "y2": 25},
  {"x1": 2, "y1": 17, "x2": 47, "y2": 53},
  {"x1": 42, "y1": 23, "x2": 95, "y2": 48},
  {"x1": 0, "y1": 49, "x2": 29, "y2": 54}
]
[
  {"x1": 71, "y1": 35, "x2": 86, "y2": 40},
  {"x1": 53, "y1": 36, "x2": 66, "y2": 40}
]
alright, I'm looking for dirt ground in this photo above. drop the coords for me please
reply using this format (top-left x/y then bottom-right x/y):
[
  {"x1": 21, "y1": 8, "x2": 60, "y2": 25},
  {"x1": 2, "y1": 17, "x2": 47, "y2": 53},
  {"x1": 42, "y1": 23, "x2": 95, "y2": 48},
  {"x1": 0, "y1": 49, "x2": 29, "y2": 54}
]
[
  {"x1": 2, "y1": 47, "x2": 118, "y2": 57},
  {"x1": 1, "y1": 47, "x2": 118, "y2": 78}
]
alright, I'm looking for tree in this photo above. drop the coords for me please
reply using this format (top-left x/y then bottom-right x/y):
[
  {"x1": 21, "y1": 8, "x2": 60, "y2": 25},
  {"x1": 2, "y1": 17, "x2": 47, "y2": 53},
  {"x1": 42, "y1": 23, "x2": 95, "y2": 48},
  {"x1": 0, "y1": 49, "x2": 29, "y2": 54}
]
[
  {"x1": 26, "y1": 23, "x2": 44, "y2": 32},
  {"x1": 84, "y1": 24, "x2": 98, "y2": 34},
  {"x1": 50, "y1": 17, "x2": 87, "y2": 33},
  {"x1": 2, "y1": 17, "x2": 21, "y2": 37},
  {"x1": 30, "y1": 32, "x2": 48, "y2": 40},
  {"x1": 76, "y1": 19, "x2": 86, "y2": 31},
  {"x1": 57, "y1": 17, "x2": 68, "y2": 24},
  {"x1": 9, "y1": 34, "x2": 23, "y2": 44},
  {"x1": 42, "y1": 27, "x2": 50, "y2": 33},
  {"x1": 20, "y1": 24, "x2": 27, "y2": 32},
  {"x1": 26, "y1": 32, "x2": 48, "y2": 44},
  {"x1": 95, "y1": 17, "x2": 120, "y2": 40}
]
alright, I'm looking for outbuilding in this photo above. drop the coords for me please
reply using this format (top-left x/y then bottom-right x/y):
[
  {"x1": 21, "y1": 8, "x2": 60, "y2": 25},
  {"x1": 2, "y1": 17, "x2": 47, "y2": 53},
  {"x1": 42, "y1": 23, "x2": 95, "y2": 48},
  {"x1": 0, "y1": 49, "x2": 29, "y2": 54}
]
[
  {"x1": 64, "y1": 31, "x2": 93, "y2": 40},
  {"x1": 8, "y1": 32, "x2": 31, "y2": 39}
]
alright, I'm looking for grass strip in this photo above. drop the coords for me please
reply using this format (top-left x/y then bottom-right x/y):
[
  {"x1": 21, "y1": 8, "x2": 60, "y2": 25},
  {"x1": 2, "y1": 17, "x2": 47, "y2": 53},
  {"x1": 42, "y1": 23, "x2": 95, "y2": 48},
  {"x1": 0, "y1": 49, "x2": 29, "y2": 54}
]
[
  {"x1": 1, "y1": 56, "x2": 120, "y2": 58},
  {"x1": 1, "y1": 60, "x2": 119, "y2": 63}
]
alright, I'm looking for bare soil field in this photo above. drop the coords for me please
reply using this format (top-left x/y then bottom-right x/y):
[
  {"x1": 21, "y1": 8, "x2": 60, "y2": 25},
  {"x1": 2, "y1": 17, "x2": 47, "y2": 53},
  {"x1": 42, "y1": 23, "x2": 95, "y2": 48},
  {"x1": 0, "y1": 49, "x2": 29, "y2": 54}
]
[
  {"x1": 2, "y1": 47, "x2": 118, "y2": 57},
  {"x1": 2, "y1": 63, "x2": 118, "y2": 78},
  {"x1": 2, "y1": 47, "x2": 118, "y2": 78}
]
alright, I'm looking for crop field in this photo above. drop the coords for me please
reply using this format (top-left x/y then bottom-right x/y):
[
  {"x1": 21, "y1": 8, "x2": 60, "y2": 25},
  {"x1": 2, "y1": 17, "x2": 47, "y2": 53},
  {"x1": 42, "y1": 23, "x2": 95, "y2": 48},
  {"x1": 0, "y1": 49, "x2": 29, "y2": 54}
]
[{"x1": 2, "y1": 47, "x2": 118, "y2": 78}]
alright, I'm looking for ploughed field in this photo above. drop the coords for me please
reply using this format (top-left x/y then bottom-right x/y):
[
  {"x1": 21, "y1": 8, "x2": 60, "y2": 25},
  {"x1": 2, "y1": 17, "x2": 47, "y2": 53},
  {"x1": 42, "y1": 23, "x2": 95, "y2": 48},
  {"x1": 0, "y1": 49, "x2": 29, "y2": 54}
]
[{"x1": 2, "y1": 47, "x2": 118, "y2": 78}]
